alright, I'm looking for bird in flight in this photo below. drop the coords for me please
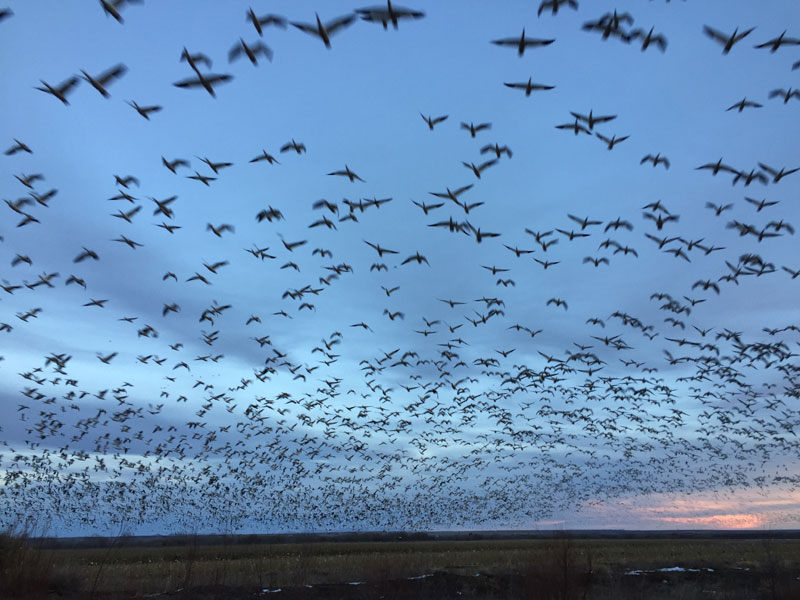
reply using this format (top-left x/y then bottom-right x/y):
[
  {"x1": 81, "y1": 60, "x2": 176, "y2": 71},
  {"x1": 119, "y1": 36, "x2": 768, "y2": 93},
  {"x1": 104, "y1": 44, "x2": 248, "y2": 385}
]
[
  {"x1": 555, "y1": 119, "x2": 591, "y2": 135},
  {"x1": 629, "y1": 27, "x2": 668, "y2": 52},
  {"x1": 80, "y1": 63, "x2": 127, "y2": 98},
  {"x1": 36, "y1": 76, "x2": 80, "y2": 105},
  {"x1": 758, "y1": 163, "x2": 799, "y2": 183},
  {"x1": 5, "y1": 139, "x2": 32, "y2": 155},
  {"x1": 127, "y1": 100, "x2": 162, "y2": 120},
  {"x1": 596, "y1": 133, "x2": 629, "y2": 150},
  {"x1": 229, "y1": 39, "x2": 273, "y2": 65},
  {"x1": 247, "y1": 8, "x2": 287, "y2": 36},
  {"x1": 538, "y1": 0, "x2": 578, "y2": 18},
  {"x1": 291, "y1": 13, "x2": 357, "y2": 48},
  {"x1": 420, "y1": 113, "x2": 448, "y2": 130},
  {"x1": 100, "y1": 0, "x2": 141, "y2": 24},
  {"x1": 328, "y1": 165, "x2": 365, "y2": 182},
  {"x1": 491, "y1": 28, "x2": 555, "y2": 56},
  {"x1": 173, "y1": 73, "x2": 233, "y2": 98},
  {"x1": 187, "y1": 171, "x2": 216, "y2": 186},
  {"x1": 356, "y1": 1, "x2": 425, "y2": 30},
  {"x1": 197, "y1": 157, "x2": 233, "y2": 174},
  {"x1": 460, "y1": 122, "x2": 491, "y2": 137},
  {"x1": 726, "y1": 98, "x2": 762, "y2": 112},
  {"x1": 280, "y1": 139, "x2": 307, "y2": 154},
  {"x1": 162, "y1": 157, "x2": 190, "y2": 173},
  {"x1": 768, "y1": 88, "x2": 800, "y2": 104},
  {"x1": 641, "y1": 153, "x2": 670, "y2": 169},
  {"x1": 703, "y1": 25, "x2": 756, "y2": 54},
  {"x1": 180, "y1": 48, "x2": 213, "y2": 73},
  {"x1": 503, "y1": 78, "x2": 555, "y2": 96},
  {"x1": 754, "y1": 31, "x2": 800, "y2": 52},
  {"x1": 570, "y1": 110, "x2": 616, "y2": 130}
]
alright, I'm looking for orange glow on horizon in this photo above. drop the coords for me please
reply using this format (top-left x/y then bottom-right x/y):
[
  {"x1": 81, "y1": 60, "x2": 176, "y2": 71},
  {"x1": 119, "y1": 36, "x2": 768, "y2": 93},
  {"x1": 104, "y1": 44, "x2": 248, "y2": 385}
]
[{"x1": 657, "y1": 514, "x2": 765, "y2": 529}]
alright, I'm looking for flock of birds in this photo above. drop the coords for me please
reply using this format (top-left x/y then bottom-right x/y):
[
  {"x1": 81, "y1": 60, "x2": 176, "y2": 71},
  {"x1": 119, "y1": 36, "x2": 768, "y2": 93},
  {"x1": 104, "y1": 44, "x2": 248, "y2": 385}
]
[{"x1": 2, "y1": 1, "x2": 800, "y2": 533}]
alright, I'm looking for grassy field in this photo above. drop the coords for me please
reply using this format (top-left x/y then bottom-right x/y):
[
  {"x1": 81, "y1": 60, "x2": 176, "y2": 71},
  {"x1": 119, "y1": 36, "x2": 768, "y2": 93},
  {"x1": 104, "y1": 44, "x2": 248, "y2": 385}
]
[{"x1": 3, "y1": 530, "x2": 800, "y2": 599}]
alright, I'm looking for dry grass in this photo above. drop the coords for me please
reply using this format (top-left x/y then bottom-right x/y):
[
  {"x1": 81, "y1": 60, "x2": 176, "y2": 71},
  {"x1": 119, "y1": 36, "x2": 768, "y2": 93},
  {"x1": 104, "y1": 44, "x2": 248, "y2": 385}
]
[
  {"x1": 3, "y1": 532, "x2": 800, "y2": 598},
  {"x1": 0, "y1": 525, "x2": 81, "y2": 599}
]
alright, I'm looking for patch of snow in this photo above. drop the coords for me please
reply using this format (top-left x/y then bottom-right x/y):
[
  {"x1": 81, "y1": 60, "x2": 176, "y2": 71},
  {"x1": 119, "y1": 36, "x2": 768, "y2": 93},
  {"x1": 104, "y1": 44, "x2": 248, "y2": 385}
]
[{"x1": 407, "y1": 573, "x2": 433, "y2": 580}]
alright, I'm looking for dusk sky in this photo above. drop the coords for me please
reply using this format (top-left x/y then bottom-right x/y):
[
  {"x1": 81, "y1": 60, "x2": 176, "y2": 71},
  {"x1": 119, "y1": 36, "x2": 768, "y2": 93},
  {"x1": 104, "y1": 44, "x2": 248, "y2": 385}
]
[{"x1": 2, "y1": 0, "x2": 800, "y2": 535}]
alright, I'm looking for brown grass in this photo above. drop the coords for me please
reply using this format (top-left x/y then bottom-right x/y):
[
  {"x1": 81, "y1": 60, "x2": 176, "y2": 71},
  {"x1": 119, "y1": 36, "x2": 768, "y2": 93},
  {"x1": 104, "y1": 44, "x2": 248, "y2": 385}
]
[
  {"x1": 0, "y1": 525, "x2": 80, "y2": 599},
  {"x1": 3, "y1": 532, "x2": 800, "y2": 598}
]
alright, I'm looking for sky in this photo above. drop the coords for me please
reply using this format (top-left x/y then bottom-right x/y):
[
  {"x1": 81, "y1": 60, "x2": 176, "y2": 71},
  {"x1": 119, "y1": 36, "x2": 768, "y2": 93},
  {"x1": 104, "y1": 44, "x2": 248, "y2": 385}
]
[{"x1": 1, "y1": 0, "x2": 800, "y2": 535}]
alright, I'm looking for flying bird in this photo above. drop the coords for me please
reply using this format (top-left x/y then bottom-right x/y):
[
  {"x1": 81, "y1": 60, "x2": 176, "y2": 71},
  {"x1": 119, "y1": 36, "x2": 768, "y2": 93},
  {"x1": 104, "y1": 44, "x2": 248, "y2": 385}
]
[
  {"x1": 460, "y1": 122, "x2": 491, "y2": 137},
  {"x1": 538, "y1": 0, "x2": 578, "y2": 17},
  {"x1": 356, "y1": 1, "x2": 425, "y2": 29},
  {"x1": 703, "y1": 25, "x2": 756, "y2": 54},
  {"x1": 291, "y1": 13, "x2": 357, "y2": 48},
  {"x1": 420, "y1": 113, "x2": 448, "y2": 130},
  {"x1": 247, "y1": 8, "x2": 287, "y2": 35},
  {"x1": 754, "y1": 31, "x2": 800, "y2": 52},
  {"x1": 726, "y1": 98, "x2": 762, "y2": 112},
  {"x1": 35, "y1": 77, "x2": 80, "y2": 105},
  {"x1": 229, "y1": 39, "x2": 273, "y2": 64},
  {"x1": 5, "y1": 139, "x2": 32, "y2": 155},
  {"x1": 173, "y1": 73, "x2": 233, "y2": 97},
  {"x1": 127, "y1": 100, "x2": 162, "y2": 120},
  {"x1": 641, "y1": 153, "x2": 670, "y2": 169},
  {"x1": 491, "y1": 28, "x2": 555, "y2": 56},
  {"x1": 80, "y1": 63, "x2": 127, "y2": 97}
]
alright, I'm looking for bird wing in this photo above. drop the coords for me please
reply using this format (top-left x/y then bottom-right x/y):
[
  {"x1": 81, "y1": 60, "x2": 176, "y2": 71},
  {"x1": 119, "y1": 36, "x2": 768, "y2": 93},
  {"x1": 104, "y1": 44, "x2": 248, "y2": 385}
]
[
  {"x1": 703, "y1": 25, "x2": 727, "y2": 43},
  {"x1": 325, "y1": 14, "x2": 357, "y2": 34}
]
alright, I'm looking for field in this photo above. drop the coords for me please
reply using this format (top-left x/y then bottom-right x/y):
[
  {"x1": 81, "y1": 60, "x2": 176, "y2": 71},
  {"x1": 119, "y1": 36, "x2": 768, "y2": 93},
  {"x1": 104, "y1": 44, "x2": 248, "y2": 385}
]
[{"x1": 3, "y1": 531, "x2": 800, "y2": 599}]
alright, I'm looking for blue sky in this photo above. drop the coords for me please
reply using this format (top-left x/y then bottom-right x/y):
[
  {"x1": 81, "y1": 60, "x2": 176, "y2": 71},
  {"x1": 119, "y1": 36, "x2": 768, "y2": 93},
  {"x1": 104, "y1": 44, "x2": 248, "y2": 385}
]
[{"x1": 1, "y1": 0, "x2": 800, "y2": 534}]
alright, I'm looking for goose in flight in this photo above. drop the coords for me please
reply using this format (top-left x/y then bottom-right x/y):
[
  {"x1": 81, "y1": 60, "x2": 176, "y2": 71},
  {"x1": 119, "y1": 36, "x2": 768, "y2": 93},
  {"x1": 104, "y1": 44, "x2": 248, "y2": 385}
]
[
  {"x1": 555, "y1": 119, "x2": 591, "y2": 135},
  {"x1": 768, "y1": 88, "x2": 800, "y2": 104},
  {"x1": 481, "y1": 143, "x2": 512, "y2": 159},
  {"x1": 291, "y1": 13, "x2": 357, "y2": 48},
  {"x1": 420, "y1": 113, "x2": 447, "y2": 130},
  {"x1": 356, "y1": 1, "x2": 425, "y2": 30},
  {"x1": 696, "y1": 158, "x2": 736, "y2": 176},
  {"x1": 100, "y1": 0, "x2": 141, "y2": 24},
  {"x1": 596, "y1": 133, "x2": 629, "y2": 150},
  {"x1": 36, "y1": 77, "x2": 80, "y2": 105},
  {"x1": 726, "y1": 98, "x2": 762, "y2": 112},
  {"x1": 328, "y1": 165, "x2": 365, "y2": 182},
  {"x1": 503, "y1": 78, "x2": 555, "y2": 96},
  {"x1": 538, "y1": 0, "x2": 578, "y2": 17},
  {"x1": 180, "y1": 47, "x2": 213, "y2": 72},
  {"x1": 162, "y1": 157, "x2": 190, "y2": 173},
  {"x1": 80, "y1": 63, "x2": 127, "y2": 97},
  {"x1": 758, "y1": 163, "x2": 799, "y2": 183},
  {"x1": 247, "y1": 8, "x2": 287, "y2": 35},
  {"x1": 173, "y1": 73, "x2": 233, "y2": 97},
  {"x1": 127, "y1": 100, "x2": 161, "y2": 120},
  {"x1": 197, "y1": 157, "x2": 233, "y2": 174},
  {"x1": 491, "y1": 28, "x2": 555, "y2": 56},
  {"x1": 703, "y1": 25, "x2": 756, "y2": 54},
  {"x1": 641, "y1": 153, "x2": 670, "y2": 169},
  {"x1": 460, "y1": 122, "x2": 491, "y2": 137},
  {"x1": 629, "y1": 27, "x2": 667, "y2": 52},
  {"x1": 250, "y1": 150, "x2": 279, "y2": 164},
  {"x1": 570, "y1": 110, "x2": 616, "y2": 130},
  {"x1": 5, "y1": 139, "x2": 32, "y2": 155},
  {"x1": 229, "y1": 39, "x2": 273, "y2": 65},
  {"x1": 754, "y1": 31, "x2": 800, "y2": 52},
  {"x1": 280, "y1": 139, "x2": 307, "y2": 154}
]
